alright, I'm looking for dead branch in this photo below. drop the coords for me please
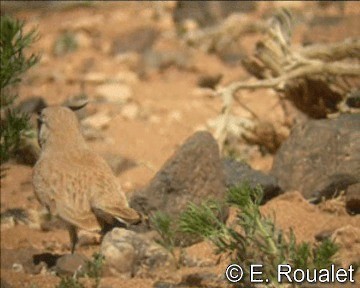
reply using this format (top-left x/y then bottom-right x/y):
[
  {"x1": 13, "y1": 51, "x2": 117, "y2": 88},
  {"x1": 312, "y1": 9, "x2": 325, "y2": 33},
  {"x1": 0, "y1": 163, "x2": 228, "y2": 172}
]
[
  {"x1": 223, "y1": 60, "x2": 360, "y2": 95},
  {"x1": 299, "y1": 39, "x2": 360, "y2": 61},
  {"x1": 205, "y1": 8, "x2": 360, "y2": 152}
]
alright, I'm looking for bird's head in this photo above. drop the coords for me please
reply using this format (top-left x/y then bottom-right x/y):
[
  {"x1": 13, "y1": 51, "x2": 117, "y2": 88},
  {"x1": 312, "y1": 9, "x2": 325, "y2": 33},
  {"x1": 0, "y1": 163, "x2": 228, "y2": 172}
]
[{"x1": 37, "y1": 104, "x2": 86, "y2": 149}]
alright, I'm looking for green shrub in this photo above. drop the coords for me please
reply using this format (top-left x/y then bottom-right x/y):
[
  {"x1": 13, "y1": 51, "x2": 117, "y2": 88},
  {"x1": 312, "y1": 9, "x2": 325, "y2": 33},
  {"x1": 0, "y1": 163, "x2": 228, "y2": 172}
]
[
  {"x1": 84, "y1": 252, "x2": 104, "y2": 288},
  {"x1": 151, "y1": 211, "x2": 176, "y2": 254},
  {"x1": 53, "y1": 31, "x2": 78, "y2": 56},
  {"x1": 0, "y1": 16, "x2": 39, "y2": 165},
  {"x1": 179, "y1": 183, "x2": 339, "y2": 287},
  {"x1": 56, "y1": 277, "x2": 84, "y2": 288}
]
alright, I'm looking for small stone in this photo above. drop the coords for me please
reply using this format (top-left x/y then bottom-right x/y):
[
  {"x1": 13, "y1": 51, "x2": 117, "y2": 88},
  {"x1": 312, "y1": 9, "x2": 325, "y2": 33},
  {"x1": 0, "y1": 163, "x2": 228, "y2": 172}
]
[
  {"x1": 101, "y1": 228, "x2": 176, "y2": 278},
  {"x1": 17, "y1": 97, "x2": 47, "y2": 115},
  {"x1": 95, "y1": 83, "x2": 132, "y2": 104},
  {"x1": 115, "y1": 71, "x2": 139, "y2": 84},
  {"x1": 0, "y1": 208, "x2": 29, "y2": 226},
  {"x1": 315, "y1": 229, "x2": 334, "y2": 241},
  {"x1": 12, "y1": 263, "x2": 24, "y2": 273},
  {"x1": 121, "y1": 103, "x2": 140, "y2": 120},
  {"x1": 81, "y1": 112, "x2": 112, "y2": 130},
  {"x1": 346, "y1": 183, "x2": 360, "y2": 214},
  {"x1": 168, "y1": 110, "x2": 182, "y2": 122},
  {"x1": 114, "y1": 52, "x2": 142, "y2": 70},
  {"x1": 197, "y1": 74, "x2": 222, "y2": 89},
  {"x1": 55, "y1": 254, "x2": 87, "y2": 276},
  {"x1": 83, "y1": 72, "x2": 108, "y2": 84}
]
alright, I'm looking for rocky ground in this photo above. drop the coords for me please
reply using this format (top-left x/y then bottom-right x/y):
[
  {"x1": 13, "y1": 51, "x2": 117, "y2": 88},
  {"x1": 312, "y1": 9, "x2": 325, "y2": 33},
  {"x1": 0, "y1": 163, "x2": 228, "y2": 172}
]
[{"x1": 1, "y1": 2, "x2": 359, "y2": 288}]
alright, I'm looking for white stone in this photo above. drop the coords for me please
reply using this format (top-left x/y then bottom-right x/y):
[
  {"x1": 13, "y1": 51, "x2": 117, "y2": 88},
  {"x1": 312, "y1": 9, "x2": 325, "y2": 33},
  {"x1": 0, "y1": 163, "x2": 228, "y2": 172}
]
[
  {"x1": 100, "y1": 228, "x2": 176, "y2": 278},
  {"x1": 95, "y1": 83, "x2": 133, "y2": 104},
  {"x1": 121, "y1": 103, "x2": 139, "y2": 120},
  {"x1": 81, "y1": 112, "x2": 112, "y2": 130}
]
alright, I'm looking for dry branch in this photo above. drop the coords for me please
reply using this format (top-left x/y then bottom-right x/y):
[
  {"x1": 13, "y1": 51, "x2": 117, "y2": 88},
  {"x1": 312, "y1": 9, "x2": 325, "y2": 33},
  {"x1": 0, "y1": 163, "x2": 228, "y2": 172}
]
[
  {"x1": 223, "y1": 60, "x2": 360, "y2": 95},
  {"x1": 200, "y1": 8, "x2": 360, "y2": 152},
  {"x1": 299, "y1": 39, "x2": 360, "y2": 61}
]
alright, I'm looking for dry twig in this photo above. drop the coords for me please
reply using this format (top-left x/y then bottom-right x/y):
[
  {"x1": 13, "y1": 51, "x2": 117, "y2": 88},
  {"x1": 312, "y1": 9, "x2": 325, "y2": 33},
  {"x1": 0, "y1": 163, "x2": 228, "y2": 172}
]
[{"x1": 202, "y1": 9, "x2": 360, "y2": 152}]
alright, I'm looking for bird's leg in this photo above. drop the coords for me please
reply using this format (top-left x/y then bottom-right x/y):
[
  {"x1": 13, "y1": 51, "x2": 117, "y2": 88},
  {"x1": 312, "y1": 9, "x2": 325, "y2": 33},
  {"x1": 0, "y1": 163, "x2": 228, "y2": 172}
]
[{"x1": 68, "y1": 225, "x2": 78, "y2": 254}]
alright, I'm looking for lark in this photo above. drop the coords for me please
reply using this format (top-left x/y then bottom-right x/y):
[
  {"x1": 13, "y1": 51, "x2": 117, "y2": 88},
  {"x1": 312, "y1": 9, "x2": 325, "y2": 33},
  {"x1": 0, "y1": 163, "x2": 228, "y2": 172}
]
[{"x1": 33, "y1": 104, "x2": 141, "y2": 253}]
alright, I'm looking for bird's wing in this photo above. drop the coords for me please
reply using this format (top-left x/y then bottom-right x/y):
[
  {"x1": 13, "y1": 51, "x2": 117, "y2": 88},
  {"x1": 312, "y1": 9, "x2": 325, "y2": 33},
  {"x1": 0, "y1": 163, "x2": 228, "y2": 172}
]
[
  {"x1": 34, "y1": 154, "x2": 102, "y2": 232},
  {"x1": 56, "y1": 201, "x2": 100, "y2": 232},
  {"x1": 92, "y1": 204, "x2": 141, "y2": 226},
  {"x1": 77, "y1": 151, "x2": 142, "y2": 225}
]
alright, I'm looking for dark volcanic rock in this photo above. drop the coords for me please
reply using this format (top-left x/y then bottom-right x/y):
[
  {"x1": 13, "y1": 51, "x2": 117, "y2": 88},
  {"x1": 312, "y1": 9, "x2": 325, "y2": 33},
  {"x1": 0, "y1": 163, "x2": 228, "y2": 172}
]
[
  {"x1": 271, "y1": 114, "x2": 360, "y2": 201},
  {"x1": 130, "y1": 131, "x2": 226, "y2": 218},
  {"x1": 346, "y1": 183, "x2": 360, "y2": 214},
  {"x1": 222, "y1": 158, "x2": 281, "y2": 202}
]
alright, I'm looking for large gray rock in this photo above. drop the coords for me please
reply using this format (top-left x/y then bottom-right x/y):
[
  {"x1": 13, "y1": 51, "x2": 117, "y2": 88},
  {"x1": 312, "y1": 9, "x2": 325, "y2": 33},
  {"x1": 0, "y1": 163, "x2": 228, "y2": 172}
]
[
  {"x1": 100, "y1": 228, "x2": 176, "y2": 278},
  {"x1": 130, "y1": 131, "x2": 226, "y2": 218},
  {"x1": 222, "y1": 158, "x2": 281, "y2": 202},
  {"x1": 271, "y1": 114, "x2": 360, "y2": 200}
]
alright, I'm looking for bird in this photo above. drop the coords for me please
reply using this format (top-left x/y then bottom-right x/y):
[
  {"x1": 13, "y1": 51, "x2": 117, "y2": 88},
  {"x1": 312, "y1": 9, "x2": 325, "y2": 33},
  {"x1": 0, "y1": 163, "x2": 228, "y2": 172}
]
[{"x1": 33, "y1": 104, "x2": 141, "y2": 253}]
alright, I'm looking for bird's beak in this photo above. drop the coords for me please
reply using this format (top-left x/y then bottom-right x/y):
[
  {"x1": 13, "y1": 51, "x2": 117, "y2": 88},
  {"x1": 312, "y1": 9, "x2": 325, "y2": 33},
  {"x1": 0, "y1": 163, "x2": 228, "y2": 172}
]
[{"x1": 37, "y1": 113, "x2": 43, "y2": 129}]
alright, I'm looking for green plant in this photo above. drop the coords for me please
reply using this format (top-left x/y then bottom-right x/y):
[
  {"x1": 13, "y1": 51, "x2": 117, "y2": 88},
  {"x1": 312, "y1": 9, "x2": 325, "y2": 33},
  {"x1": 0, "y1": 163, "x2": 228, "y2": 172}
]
[
  {"x1": 179, "y1": 200, "x2": 228, "y2": 243},
  {"x1": 56, "y1": 253, "x2": 104, "y2": 288},
  {"x1": 150, "y1": 211, "x2": 177, "y2": 254},
  {"x1": 53, "y1": 31, "x2": 78, "y2": 56},
  {"x1": 0, "y1": 16, "x2": 39, "y2": 165},
  {"x1": 84, "y1": 253, "x2": 104, "y2": 288},
  {"x1": 179, "y1": 183, "x2": 339, "y2": 287},
  {"x1": 56, "y1": 276, "x2": 84, "y2": 288}
]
